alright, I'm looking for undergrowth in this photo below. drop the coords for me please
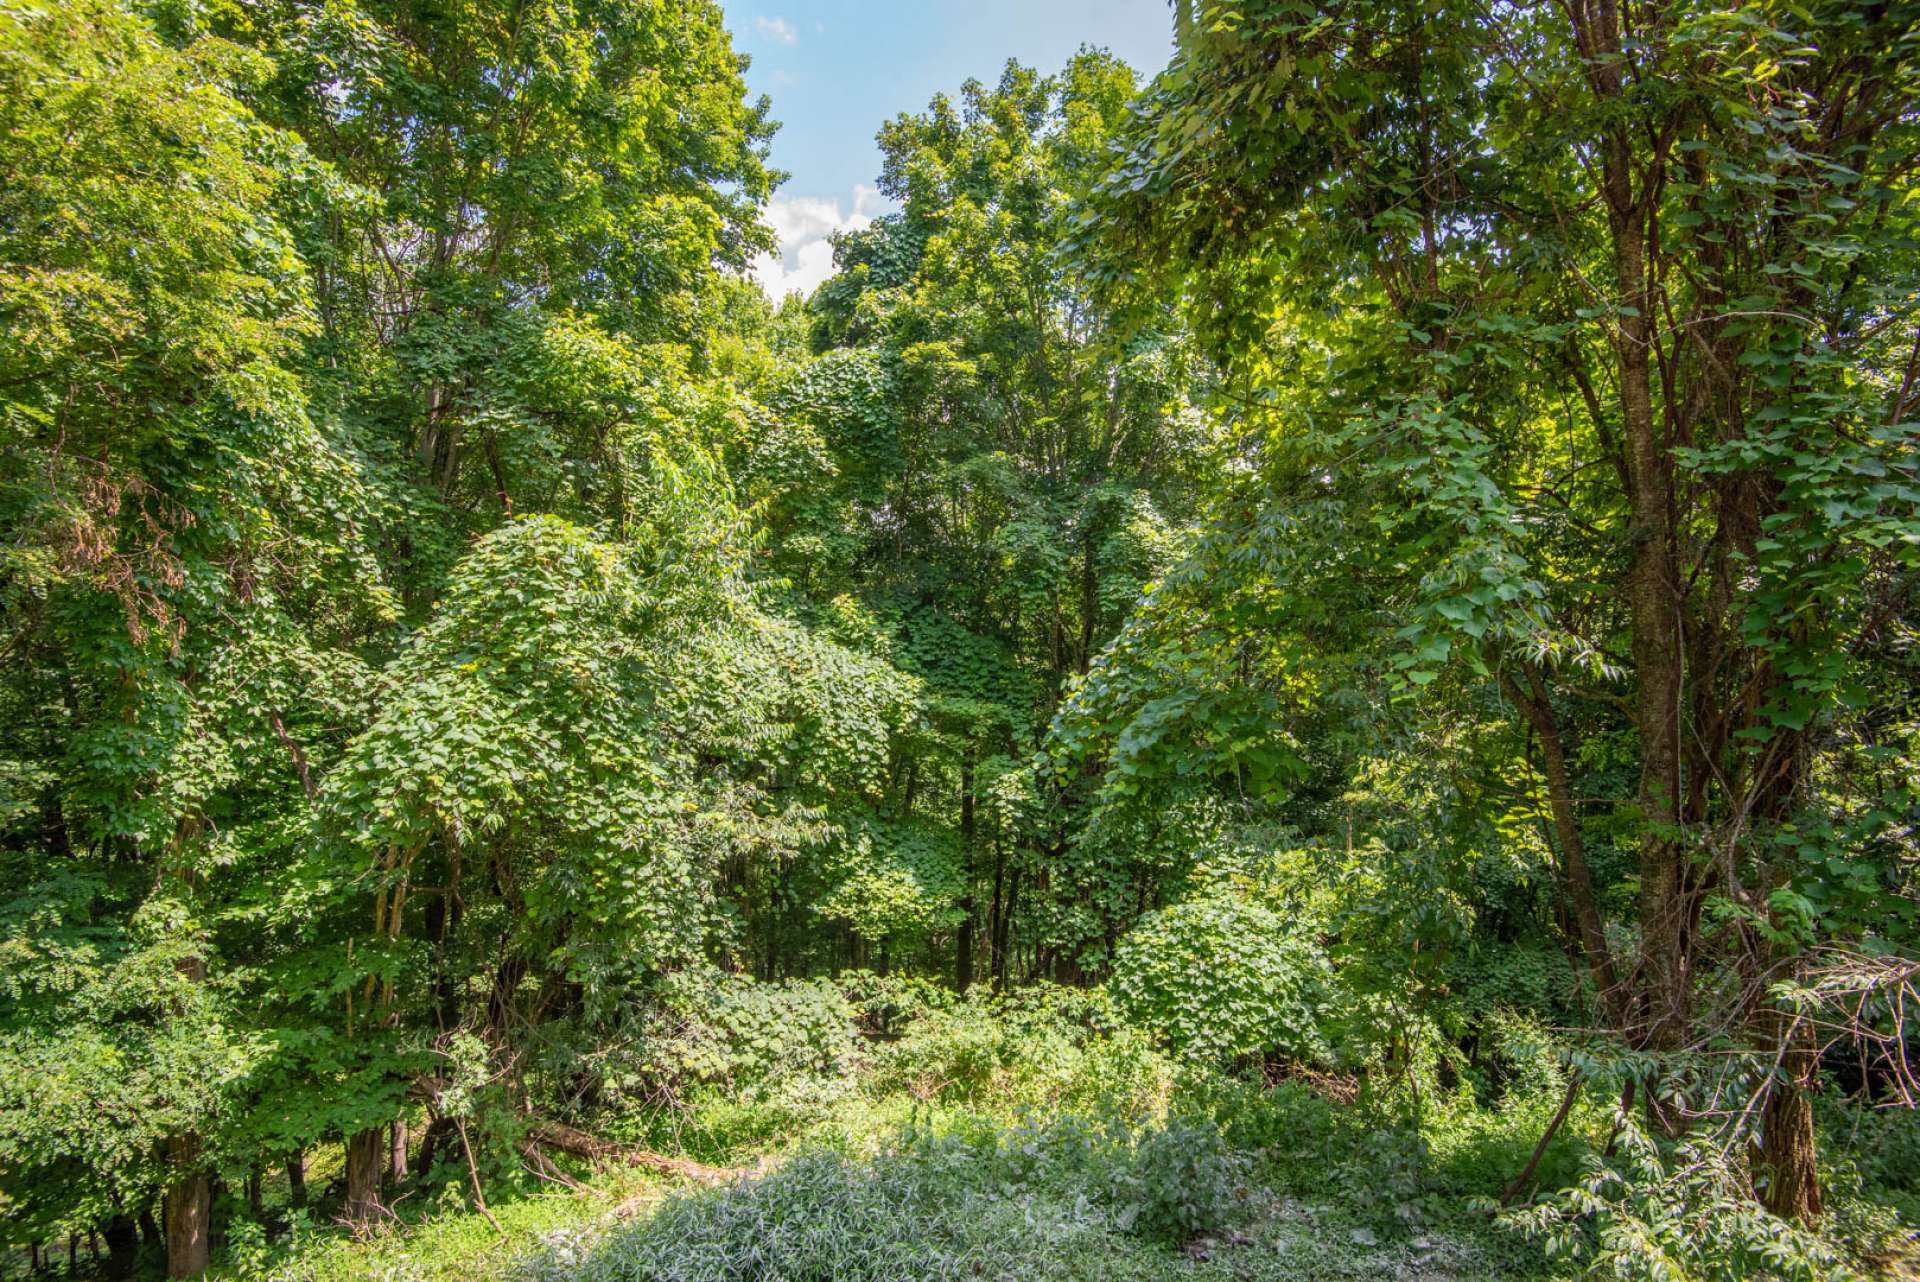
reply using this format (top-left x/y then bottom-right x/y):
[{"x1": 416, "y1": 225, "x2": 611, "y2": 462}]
[{"x1": 198, "y1": 982, "x2": 1918, "y2": 1282}]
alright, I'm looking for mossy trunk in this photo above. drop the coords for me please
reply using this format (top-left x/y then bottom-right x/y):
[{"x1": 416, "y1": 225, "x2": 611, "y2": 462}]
[
  {"x1": 286, "y1": 1150, "x2": 307, "y2": 1208},
  {"x1": 102, "y1": 1215, "x2": 138, "y2": 1279}
]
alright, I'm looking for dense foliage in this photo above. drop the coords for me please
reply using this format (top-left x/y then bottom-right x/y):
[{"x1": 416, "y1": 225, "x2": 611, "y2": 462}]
[{"x1": 1, "y1": 0, "x2": 1916, "y2": 1278}]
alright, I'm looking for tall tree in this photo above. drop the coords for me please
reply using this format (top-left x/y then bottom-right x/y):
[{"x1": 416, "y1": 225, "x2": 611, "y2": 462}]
[
  {"x1": 1081, "y1": 0, "x2": 1920, "y2": 1216},
  {"x1": 776, "y1": 53, "x2": 1219, "y2": 983},
  {"x1": 0, "y1": 2, "x2": 385, "y2": 1271},
  {"x1": 0, "y1": 0, "x2": 805, "y2": 1261}
]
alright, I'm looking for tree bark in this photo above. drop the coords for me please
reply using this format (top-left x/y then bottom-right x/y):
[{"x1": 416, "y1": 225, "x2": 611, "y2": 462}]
[
  {"x1": 286, "y1": 1150, "x2": 307, "y2": 1208},
  {"x1": 390, "y1": 1118, "x2": 410, "y2": 1184},
  {"x1": 986, "y1": 841, "x2": 1005, "y2": 988},
  {"x1": 162, "y1": 819, "x2": 214, "y2": 1277},
  {"x1": 1501, "y1": 666, "x2": 1623, "y2": 1024},
  {"x1": 955, "y1": 753, "x2": 976, "y2": 993},
  {"x1": 1572, "y1": 0, "x2": 1690, "y2": 1068},
  {"x1": 102, "y1": 1215, "x2": 139, "y2": 1280},
  {"x1": 344, "y1": 1127, "x2": 386, "y2": 1222},
  {"x1": 1755, "y1": 1010, "x2": 1822, "y2": 1221},
  {"x1": 525, "y1": 1120, "x2": 727, "y2": 1182},
  {"x1": 417, "y1": 1116, "x2": 453, "y2": 1176},
  {"x1": 993, "y1": 866, "x2": 1021, "y2": 990},
  {"x1": 164, "y1": 1133, "x2": 211, "y2": 1278}
]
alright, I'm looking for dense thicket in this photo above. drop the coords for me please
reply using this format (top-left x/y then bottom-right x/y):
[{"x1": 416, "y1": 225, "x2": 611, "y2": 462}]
[{"x1": 1, "y1": 0, "x2": 1915, "y2": 1278}]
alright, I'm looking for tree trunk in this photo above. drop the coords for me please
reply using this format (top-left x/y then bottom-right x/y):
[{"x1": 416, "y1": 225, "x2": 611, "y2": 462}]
[
  {"x1": 487, "y1": 956, "x2": 526, "y2": 1037},
  {"x1": 1617, "y1": 225, "x2": 1689, "y2": 1068},
  {"x1": 1566, "y1": 0, "x2": 1690, "y2": 1082},
  {"x1": 1078, "y1": 533, "x2": 1098, "y2": 674},
  {"x1": 985, "y1": 842, "x2": 1005, "y2": 988},
  {"x1": 102, "y1": 1215, "x2": 139, "y2": 1279},
  {"x1": 389, "y1": 1118, "x2": 409, "y2": 1184},
  {"x1": 1755, "y1": 1012, "x2": 1822, "y2": 1222},
  {"x1": 993, "y1": 866, "x2": 1021, "y2": 990},
  {"x1": 955, "y1": 754, "x2": 976, "y2": 993},
  {"x1": 164, "y1": 1133, "x2": 211, "y2": 1278},
  {"x1": 526, "y1": 1120, "x2": 727, "y2": 1181},
  {"x1": 417, "y1": 1116, "x2": 454, "y2": 1176},
  {"x1": 1502, "y1": 666, "x2": 1623, "y2": 1023},
  {"x1": 344, "y1": 1127, "x2": 386, "y2": 1222},
  {"x1": 286, "y1": 1150, "x2": 307, "y2": 1208}
]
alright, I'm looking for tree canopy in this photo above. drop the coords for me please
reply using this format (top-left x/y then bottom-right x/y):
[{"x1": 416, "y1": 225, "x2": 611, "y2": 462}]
[{"x1": 1, "y1": 1, "x2": 1916, "y2": 1276}]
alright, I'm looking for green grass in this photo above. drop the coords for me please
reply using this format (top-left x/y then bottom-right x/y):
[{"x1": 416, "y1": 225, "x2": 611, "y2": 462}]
[
  {"x1": 220, "y1": 1172, "x2": 668, "y2": 1282},
  {"x1": 220, "y1": 1083, "x2": 1559, "y2": 1282},
  {"x1": 199, "y1": 1042, "x2": 1918, "y2": 1282}
]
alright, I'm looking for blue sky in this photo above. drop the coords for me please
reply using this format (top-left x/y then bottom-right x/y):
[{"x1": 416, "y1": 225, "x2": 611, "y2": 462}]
[{"x1": 729, "y1": 1, "x2": 1177, "y2": 296}]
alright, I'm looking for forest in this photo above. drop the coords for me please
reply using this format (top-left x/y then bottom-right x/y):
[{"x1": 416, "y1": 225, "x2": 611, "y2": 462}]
[{"x1": 1, "y1": 0, "x2": 1918, "y2": 1278}]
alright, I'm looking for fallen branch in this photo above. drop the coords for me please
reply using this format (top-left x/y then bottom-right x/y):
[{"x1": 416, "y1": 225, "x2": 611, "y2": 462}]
[
  {"x1": 1500, "y1": 1071, "x2": 1582, "y2": 1206},
  {"x1": 522, "y1": 1143, "x2": 586, "y2": 1190},
  {"x1": 526, "y1": 1121, "x2": 732, "y2": 1184},
  {"x1": 455, "y1": 1117, "x2": 506, "y2": 1236}
]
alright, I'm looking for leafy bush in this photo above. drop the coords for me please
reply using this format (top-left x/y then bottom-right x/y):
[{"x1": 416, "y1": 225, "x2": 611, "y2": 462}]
[
  {"x1": 1504, "y1": 1116, "x2": 1859, "y2": 1282},
  {"x1": 570, "y1": 1148, "x2": 998, "y2": 1282},
  {"x1": 1810, "y1": 1098, "x2": 1920, "y2": 1264},
  {"x1": 1176, "y1": 1075, "x2": 1339, "y2": 1171},
  {"x1": 947, "y1": 1113, "x2": 1247, "y2": 1244},
  {"x1": 1108, "y1": 889, "x2": 1337, "y2": 1066},
  {"x1": 1121, "y1": 1120, "x2": 1249, "y2": 1241},
  {"x1": 1828, "y1": 1095, "x2": 1920, "y2": 1211},
  {"x1": 838, "y1": 968, "x2": 955, "y2": 1037},
  {"x1": 871, "y1": 984, "x2": 1170, "y2": 1111},
  {"x1": 644, "y1": 972, "x2": 857, "y2": 1097},
  {"x1": 1449, "y1": 943, "x2": 1573, "y2": 1025}
]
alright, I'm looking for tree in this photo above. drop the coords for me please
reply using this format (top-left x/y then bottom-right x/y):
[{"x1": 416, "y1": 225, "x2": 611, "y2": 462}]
[
  {"x1": 777, "y1": 53, "x2": 1219, "y2": 984},
  {"x1": 1081, "y1": 0, "x2": 1920, "y2": 1216},
  {"x1": 0, "y1": 1, "x2": 387, "y2": 1271},
  {"x1": 0, "y1": 0, "x2": 798, "y2": 1262}
]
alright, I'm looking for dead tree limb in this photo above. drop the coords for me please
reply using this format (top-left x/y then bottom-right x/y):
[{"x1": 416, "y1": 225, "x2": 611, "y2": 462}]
[
  {"x1": 1500, "y1": 1071, "x2": 1583, "y2": 1206},
  {"x1": 525, "y1": 1121, "x2": 731, "y2": 1184}
]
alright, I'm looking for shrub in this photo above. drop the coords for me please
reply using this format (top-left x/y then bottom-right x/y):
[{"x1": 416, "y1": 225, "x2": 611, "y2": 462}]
[
  {"x1": 1174, "y1": 1074, "x2": 1339, "y2": 1186},
  {"x1": 1119, "y1": 1120, "x2": 1248, "y2": 1241},
  {"x1": 837, "y1": 968, "x2": 954, "y2": 1037},
  {"x1": 1108, "y1": 889, "x2": 1337, "y2": 1066},
  {"x1": 946, "y1": 1112, "x2": 1247, "y2": 1244},
  {"x1": 870, "y1": 985, "x2": 1170, "y2": 1112},
  {"x1": 1504, "y1": 1115, "x2": 1860, "y2": 1282},
  {"x1": 643, "y1": 971, "x2": 857, "y2": 1097}
]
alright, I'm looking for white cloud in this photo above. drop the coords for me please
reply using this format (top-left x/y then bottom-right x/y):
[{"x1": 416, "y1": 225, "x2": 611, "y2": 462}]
[
  {"x1": 753, "y1": 15, "x2": 797, "y2": 44},
  {"x1": 751, "y1": 185, "x2": 887, "y2": 300}
]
